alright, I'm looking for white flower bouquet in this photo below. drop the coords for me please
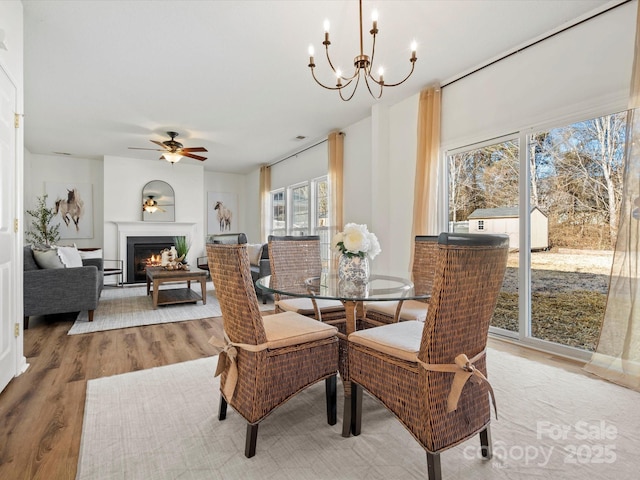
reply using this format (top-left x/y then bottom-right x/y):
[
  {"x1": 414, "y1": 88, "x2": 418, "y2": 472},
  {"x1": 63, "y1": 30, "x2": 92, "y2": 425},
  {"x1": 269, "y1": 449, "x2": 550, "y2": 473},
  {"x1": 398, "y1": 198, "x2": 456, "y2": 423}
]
[{"x1": 331, "y1": 223, "x2": 381, "y2": 260}]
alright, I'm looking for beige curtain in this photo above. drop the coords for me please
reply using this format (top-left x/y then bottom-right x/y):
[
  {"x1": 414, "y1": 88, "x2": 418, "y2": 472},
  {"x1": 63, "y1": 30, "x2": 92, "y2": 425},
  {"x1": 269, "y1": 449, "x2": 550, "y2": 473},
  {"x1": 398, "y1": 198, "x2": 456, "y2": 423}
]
[
  {"x1": 328, "y1": 131, "x2": 344, "y2": 234},
  {"x1": 259, "y1": 164, "x2": 271, "y2": 242},
  {"x1": 584, "y1": 3, "x2": 640, "y2": 390},
  {"x1": 409, "y1": 85, "x2": 441, "y2": 270}
]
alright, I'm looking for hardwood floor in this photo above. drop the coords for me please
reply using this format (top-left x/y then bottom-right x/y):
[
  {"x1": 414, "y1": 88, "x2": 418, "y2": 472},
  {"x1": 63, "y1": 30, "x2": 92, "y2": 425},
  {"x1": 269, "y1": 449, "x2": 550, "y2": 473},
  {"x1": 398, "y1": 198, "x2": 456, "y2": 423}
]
[
  {"x1": 0, "y1": 313, "x2": 223, "y2": 480},
  {"x1": 0, "y1": 314, "x2": 592, "y2": 480}
]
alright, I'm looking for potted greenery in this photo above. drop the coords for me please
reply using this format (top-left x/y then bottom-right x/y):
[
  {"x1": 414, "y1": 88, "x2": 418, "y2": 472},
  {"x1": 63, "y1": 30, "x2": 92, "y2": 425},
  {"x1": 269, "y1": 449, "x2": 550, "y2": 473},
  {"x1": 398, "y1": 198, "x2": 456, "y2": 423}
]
[
  {"x1": 173, "y1": 236, "x2": 190, "y2": 263},
  {"x1": 26, "y1": 194, "x2": 60, "y2": 245}
]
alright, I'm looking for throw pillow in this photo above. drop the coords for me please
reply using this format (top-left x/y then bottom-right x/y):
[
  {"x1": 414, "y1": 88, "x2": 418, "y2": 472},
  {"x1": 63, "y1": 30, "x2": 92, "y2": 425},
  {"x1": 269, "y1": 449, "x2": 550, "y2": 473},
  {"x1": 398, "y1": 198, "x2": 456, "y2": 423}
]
[
  {"x1": 246, "y1": 244, "x2": 264, "y2": 266},
  {"x1": 32, "y1": 245, "x2": 84, "y2": 269},
  {"x1": 57, "y1": 245, "x2": 84, "y2": 268},
  {"x1": 32, "y1": 247, "x2": 65, "y2": 269}
]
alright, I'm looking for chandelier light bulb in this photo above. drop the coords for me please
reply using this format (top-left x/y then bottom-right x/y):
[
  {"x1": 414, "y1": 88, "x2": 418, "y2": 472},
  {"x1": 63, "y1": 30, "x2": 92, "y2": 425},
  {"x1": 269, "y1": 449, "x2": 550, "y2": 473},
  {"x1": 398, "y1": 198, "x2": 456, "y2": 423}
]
[
  {"x1": 371, "y1": 10, "x2": 378, "y2": 22},
  {"x1": 323, "y1": 19, "x2": 330, "y2": 33},
  {"x1": 378, "y1": 66, "x2": 384, "y2": 83},
  {"x1": 308, "y1": 44, "x2": 315, "y2": 56}
]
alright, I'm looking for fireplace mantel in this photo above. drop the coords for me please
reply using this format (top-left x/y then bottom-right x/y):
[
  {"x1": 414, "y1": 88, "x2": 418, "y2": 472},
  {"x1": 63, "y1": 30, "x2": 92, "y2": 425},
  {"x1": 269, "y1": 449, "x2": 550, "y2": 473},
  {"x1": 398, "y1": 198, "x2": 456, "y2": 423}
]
[{"x1": 114, "y1": 221, "x2": 197, "y2": 282}]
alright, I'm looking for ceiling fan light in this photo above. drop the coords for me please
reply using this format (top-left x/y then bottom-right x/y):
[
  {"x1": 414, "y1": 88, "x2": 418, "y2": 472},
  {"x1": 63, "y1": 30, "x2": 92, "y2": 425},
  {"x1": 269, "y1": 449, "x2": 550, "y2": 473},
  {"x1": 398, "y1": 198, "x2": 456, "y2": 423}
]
[{"x1": 163, "y1": 152, "x2": 182, "y2": 163}]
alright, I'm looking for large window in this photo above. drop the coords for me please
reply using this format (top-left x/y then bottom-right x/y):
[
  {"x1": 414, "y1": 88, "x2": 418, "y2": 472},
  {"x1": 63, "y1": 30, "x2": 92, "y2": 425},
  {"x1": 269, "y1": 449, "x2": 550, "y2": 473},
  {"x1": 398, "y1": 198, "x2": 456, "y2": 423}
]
[
  {"x1": 268, "y1": 176, "x2": 330, "y2": 242},
  {"x1": 446, "y1": 111, "x2": 624, "y2": 356}
]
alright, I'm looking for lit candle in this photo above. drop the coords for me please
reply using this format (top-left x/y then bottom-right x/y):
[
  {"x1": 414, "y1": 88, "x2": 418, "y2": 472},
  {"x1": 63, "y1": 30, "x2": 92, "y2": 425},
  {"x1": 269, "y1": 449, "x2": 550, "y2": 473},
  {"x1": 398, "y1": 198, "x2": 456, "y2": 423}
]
[{"x1": 308, "y1": 44, "x2": 315, "y2": 64}]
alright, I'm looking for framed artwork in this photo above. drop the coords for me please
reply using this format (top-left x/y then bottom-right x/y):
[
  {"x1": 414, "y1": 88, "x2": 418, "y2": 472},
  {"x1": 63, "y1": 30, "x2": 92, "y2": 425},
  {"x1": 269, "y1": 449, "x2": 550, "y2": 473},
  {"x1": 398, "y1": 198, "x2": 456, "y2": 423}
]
[
  {"x1": 45, "y1": 182, "x2": 94, "y2": 239},
  {"x1": 207, "y1": 192, "x2": 238, "y2": 234}
]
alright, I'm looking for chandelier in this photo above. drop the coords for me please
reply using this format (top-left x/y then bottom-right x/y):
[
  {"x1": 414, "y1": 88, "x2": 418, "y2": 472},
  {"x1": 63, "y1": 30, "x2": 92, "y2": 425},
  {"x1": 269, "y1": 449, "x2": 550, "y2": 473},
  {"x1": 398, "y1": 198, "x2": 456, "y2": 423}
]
[{"x1": 307, "y1": 0, "x2": 417, "y2": 101}]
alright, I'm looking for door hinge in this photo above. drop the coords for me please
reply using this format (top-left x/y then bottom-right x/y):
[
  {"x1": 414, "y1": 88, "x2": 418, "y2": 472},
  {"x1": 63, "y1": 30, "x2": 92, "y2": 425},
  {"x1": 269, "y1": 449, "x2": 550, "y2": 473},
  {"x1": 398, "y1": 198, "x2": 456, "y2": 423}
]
[
  {"x1": 14, "y1": 113, "x2": 20, "y2": 128},
  {"x1": 14, "y1": 218, "x2": 18, "y2": 233},
  {"x1": 14, "y1": 323, "x2": 20, "y2": 337}
]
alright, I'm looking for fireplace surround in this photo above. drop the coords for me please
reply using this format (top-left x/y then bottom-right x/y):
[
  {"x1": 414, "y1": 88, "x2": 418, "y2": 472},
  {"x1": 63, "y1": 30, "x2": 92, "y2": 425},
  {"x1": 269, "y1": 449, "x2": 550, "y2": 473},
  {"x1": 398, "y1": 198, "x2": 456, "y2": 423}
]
[{"x1": 114, "y1": 221, "x2": 198, "y2": 283}]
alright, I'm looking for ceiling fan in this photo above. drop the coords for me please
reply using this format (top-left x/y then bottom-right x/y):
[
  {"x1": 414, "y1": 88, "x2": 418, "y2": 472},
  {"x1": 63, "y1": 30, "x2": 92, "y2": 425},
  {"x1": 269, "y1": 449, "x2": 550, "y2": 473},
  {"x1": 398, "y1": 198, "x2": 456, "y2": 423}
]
[
  {"x1": 142, "y1": 196, "x2": 166, "y2": 213},
  {"x1": 129, "y1": 131, "x2": 208, "y2": 163}
]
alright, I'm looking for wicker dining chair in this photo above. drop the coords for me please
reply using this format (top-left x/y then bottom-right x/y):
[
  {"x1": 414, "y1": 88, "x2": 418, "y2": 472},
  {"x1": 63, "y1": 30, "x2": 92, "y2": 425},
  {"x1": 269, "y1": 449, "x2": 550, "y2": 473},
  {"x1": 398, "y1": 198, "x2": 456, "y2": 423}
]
[
  {"x1": 364, "y1": 235, "x2": 438, "y2": 325},
  {"x1": 268, "y1": 235, "x2": 346, "y2": 326},
  {"x1": 206, "y1": 243, "x2": 339, "y2": 458},
  {"x1": 348, "y1": 233, "x2": 509, "y2": 479}
]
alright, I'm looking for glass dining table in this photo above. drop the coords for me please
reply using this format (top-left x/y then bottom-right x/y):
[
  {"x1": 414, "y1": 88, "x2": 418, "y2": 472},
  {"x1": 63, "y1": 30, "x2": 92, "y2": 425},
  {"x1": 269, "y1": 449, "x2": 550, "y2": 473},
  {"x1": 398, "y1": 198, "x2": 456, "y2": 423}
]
[{"x1": 256, "y1": 272, "x2": 429, "y2": 436}]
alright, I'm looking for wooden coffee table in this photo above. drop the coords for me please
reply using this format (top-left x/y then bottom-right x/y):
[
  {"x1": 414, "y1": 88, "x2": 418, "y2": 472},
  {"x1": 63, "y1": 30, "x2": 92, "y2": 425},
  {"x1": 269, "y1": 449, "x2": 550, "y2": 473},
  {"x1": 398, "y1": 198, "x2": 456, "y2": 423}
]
[{"x1": 146, "y1": 267, "x2": 207, "y2": 309}]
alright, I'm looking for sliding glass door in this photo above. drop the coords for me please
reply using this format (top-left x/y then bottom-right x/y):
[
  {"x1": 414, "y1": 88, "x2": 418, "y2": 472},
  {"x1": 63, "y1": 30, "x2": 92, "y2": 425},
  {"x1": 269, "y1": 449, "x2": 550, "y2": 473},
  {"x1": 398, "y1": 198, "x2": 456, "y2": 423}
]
[{"x1": 446, "y1": 111, "x2": 623, "y2": 357}]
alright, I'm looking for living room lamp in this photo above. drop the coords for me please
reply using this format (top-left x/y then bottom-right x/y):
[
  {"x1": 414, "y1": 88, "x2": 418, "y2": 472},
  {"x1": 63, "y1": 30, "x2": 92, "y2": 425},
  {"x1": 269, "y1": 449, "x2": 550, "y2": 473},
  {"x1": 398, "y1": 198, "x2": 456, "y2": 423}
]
[
  {"x1": 307, "y1": 0, "x2": 417, "y2": 101},
  {"x1": 162, "y1": 152, "x2": 182, "y2": 164}
]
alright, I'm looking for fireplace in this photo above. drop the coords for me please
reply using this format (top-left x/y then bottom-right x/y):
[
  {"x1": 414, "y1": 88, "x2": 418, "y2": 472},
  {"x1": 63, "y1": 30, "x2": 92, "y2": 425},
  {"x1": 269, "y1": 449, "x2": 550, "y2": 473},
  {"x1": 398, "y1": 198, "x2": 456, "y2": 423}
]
[
  {"x1": 114, "y1": 221, "x2": 198, "y2": 284},
  {"x1": 126, "y1": 236, "x2": 183, "y2": 283}
]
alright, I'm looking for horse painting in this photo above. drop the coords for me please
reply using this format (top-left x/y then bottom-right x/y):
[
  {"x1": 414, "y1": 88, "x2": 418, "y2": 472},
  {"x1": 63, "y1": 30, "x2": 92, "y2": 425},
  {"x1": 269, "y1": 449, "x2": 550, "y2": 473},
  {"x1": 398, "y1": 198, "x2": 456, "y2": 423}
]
[
  {"x1": 54, "y1": 188, "x2": 84, "y2": 232},
  {"x1": 214, "y1": 201, "x2": 232, "y2": 231}
]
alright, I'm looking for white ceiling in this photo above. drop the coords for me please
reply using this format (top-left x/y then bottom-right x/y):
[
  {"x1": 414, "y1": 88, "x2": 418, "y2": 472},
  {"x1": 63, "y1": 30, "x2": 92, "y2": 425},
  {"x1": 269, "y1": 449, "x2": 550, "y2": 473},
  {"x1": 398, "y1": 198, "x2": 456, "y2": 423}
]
[{"x1": 22, "y1": 0, "x2": 612, "y2": 174}]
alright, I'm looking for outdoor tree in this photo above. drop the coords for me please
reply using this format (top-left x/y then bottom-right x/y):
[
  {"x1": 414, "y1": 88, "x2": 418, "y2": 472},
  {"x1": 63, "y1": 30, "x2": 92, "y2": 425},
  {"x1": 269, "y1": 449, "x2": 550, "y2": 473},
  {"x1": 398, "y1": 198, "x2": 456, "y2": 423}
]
[{"x1": 25, "y1": 194, "x2": 60, "y2": 245}]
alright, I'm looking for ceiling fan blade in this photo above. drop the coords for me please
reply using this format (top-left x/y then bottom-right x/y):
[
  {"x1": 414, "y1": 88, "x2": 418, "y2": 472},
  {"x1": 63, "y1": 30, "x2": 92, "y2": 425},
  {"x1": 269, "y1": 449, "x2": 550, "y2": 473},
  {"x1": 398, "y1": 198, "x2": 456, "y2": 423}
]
[
  {"x1": 128, "y1": 147, "x2": 165, "y2": 151},
  {"x1": 180, "y1": 147, "x2": 208, "y2": 153},
  {"x1": 150, "y1": 140, "x2": 169, "y2": 149},
  {"x1": 182, "y1": 152, "x2": 207, "y2": 161}
]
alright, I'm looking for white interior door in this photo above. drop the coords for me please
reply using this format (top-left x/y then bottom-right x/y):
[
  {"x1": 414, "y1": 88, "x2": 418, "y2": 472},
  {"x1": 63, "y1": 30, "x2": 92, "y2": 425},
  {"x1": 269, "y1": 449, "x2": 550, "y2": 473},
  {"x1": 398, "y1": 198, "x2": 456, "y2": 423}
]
[{"x1": 0, "y1": 66, "x2": 17, "y2": 393}]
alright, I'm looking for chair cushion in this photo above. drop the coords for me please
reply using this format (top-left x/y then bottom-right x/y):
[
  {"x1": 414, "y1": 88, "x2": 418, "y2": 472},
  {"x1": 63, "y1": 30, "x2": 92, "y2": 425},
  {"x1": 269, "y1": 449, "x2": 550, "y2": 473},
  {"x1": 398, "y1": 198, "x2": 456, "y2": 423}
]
[
  {"x1": 365, "y1": 300, "x2": 428, "y2": 321},
  {"x1": 276, "y1": 297, "x2": 344, "y2": 315},
  {"x1": 263, "y1": 311, "x2": 338, "y2": 349},
  {"x1": 246, "y1": 243, "x2": 264, "y2": 266},
  {"x1": 348, "y1": 320, "x2": 424, "y2": 362}
]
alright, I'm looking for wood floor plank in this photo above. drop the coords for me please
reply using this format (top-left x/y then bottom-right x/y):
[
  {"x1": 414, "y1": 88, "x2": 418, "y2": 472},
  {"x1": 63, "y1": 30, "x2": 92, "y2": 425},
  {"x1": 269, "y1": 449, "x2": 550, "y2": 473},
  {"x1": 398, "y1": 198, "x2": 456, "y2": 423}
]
[{"x1": 0, "y1": 316, "x2": 224, "y2": 480}]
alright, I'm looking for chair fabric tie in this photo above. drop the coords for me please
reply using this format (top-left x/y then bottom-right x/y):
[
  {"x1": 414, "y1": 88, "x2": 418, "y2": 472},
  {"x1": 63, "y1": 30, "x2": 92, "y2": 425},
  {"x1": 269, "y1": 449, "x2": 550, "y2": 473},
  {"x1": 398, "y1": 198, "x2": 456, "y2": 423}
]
[
  {"x1": 208, "y1": 332, "x2": 269, "y2": 400},
  {"x1": 417, "y1": 350, "x2": 498, "y2": 419}
]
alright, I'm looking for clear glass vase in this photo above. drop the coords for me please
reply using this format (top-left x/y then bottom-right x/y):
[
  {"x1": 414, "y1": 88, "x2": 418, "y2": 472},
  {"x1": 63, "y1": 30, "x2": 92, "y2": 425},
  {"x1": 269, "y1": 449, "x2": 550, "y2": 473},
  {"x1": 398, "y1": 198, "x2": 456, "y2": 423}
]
[{"x1": 338, "y1": 254, "x2": 370, "y2": 284}]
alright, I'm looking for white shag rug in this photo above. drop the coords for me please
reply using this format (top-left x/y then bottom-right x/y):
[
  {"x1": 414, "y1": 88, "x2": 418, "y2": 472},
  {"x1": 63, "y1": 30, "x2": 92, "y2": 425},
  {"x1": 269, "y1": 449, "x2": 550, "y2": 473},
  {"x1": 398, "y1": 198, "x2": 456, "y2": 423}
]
[
  {"x1": 69, "y1": 283, "x2": 273, "y2": 335},
  {"x1": 77, "y1": 348, "x2": 640, "y2": 479}
]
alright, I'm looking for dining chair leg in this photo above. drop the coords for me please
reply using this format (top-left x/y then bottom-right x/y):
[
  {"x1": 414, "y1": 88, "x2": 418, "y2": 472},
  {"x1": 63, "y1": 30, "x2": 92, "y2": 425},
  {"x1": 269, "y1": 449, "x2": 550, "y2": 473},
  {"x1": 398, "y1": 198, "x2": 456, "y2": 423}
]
[
  {"x1": 218, "y1": 396, "x2": 227, "y2": 421},
  {"x1": 341, "y1": 391, "x2": 352, "y2": 437},
  {"x1": 351, "y1": 382, "x2": 362, "y2": 436},
  {"x1": 426, "y1": 452, "x2": 442, "y2": 480},
  {"x1": 325, "y1": 375, "x2": 337, "y2": 425},
  {"x1": 480, "y1": 425, "x2": 493, "y2": 459},
  {"x1": 245, "y1": 423, "x2": 259, "y2": 458}
]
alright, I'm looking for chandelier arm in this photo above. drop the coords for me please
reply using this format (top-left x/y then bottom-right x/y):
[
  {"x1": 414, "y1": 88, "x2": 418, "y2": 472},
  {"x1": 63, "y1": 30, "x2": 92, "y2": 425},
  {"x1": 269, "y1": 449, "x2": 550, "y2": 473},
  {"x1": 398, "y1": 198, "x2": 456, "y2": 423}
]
[
  {"x1": 363, "y1": 73, "x2": 383, "y2": 99},
  {"x1": 339, "y1": 72, "x2": 362, "y2": 101},
  {"x1": 379, "y1": 61, "x2": 416, "y2": 88},
  {"x1": 324, "y1": 45, "x2": 339, "y2": 75},
  {"x1": 310, "y1": 68, "x2": 354, "y2": 91}
]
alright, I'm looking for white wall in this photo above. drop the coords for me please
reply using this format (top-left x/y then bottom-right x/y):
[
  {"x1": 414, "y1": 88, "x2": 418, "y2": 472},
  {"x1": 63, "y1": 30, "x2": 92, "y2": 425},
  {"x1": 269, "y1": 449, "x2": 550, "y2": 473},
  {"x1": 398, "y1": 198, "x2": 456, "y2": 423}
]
[
  {"x1": 24, "y1": 152, "x2": 104, "y2": 249},
  {"x1": 441, "y1": 2, "x2": 635, "y2": 149},
  {"x1": 103, "y1": 156, "x2": 206, "y2": 265}
]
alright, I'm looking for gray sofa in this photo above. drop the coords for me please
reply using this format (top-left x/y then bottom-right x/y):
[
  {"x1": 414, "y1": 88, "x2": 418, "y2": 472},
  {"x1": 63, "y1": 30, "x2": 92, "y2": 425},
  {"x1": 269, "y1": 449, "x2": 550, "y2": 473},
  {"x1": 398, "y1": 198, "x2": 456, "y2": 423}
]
[
  {"x1": 204, "y1": 233, "x2": 271, "y2": 303},
  {"x1": 23, "y1": 246, "x2": 104, "y2": 329}
]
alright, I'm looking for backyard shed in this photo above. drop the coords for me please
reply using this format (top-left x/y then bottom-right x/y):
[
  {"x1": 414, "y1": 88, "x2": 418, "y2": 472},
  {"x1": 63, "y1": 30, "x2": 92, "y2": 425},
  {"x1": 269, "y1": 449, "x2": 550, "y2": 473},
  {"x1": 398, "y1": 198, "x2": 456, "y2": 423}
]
[{"x1": 468, "y1": 207, "x2": 549, "y2": 250}]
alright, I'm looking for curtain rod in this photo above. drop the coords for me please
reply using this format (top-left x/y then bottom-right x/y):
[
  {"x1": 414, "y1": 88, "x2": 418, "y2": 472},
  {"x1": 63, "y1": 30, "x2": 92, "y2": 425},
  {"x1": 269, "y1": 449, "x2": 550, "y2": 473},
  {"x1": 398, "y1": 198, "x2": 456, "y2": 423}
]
[
  {"x1": 268, "y1": 135, "x2": 338, "y2": 167},
  {"x1": 442, "y1": 0, "x2": 632, "y2": 89}
]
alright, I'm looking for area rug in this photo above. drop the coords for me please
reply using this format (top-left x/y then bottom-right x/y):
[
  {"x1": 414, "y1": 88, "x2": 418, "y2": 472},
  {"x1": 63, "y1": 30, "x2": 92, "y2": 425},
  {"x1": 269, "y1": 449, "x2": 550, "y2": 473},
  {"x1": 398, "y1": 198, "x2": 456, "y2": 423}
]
[
  {"x1": 77, "y1": 348, "x2": 640, "y2": 479},
  {"x1": 69, "y1": 283, "x2": 273, "y2": 335}
]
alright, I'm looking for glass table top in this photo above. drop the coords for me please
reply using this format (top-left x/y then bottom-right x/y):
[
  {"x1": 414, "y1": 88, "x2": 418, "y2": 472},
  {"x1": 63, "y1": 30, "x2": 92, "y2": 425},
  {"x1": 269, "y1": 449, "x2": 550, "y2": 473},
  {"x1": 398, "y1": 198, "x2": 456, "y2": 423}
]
[{"x1": 256, "y1": 273, "x2": 429, "y2": 303}]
